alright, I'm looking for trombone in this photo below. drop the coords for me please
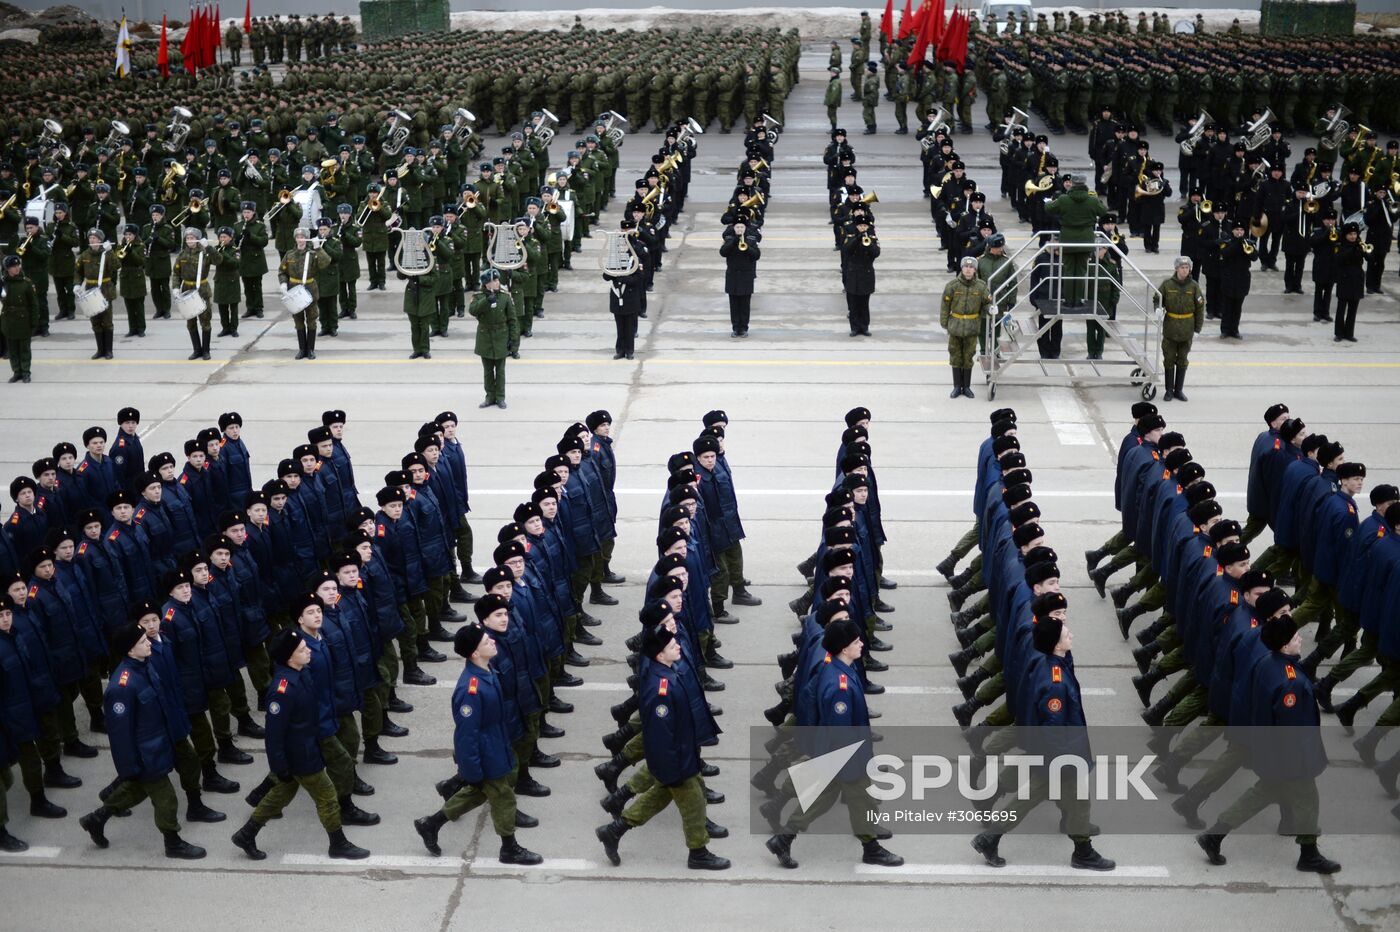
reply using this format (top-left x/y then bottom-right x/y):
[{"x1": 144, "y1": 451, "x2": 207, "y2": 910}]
[
  {"x1": 170, "y1": 195, "x2": 203, "y2": 228},
  {"x1": 354, "y1": 193, "x2": 381, "y2": 226}
]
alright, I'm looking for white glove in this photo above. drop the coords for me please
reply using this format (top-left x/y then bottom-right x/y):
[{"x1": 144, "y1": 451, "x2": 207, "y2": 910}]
[{"x1": 279, "y1": 283, "x2": 288, "y2": 295}]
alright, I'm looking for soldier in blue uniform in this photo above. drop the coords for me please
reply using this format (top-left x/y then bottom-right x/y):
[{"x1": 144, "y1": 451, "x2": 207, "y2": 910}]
[
  {"x1": 112, "y1": 407, "x2": 145, "y2": 493},
  {"x1": 0, "y1": 588, "x2": 69, "y2": 828},
  {"x1": 764, "y1": 617, "x2": 902, "y2": 870},
  {"x1": 972, "y1": 606, "x2": 1116, "y2": 871},
  {"x1": 76, "y1": 427, "x2": 119, "y2": 512},
  {"x1": 76, "y1": 624, "x2": 207, "y2": 859},
  {"x1": 595, "y1": 623, "x2": 728, "y2": 870},
  {"x1": 230, "y1": 624, "x2": 370, "y2": 861},
  {"x1": 1196, "y1": 613, "x2": 1340, "y2": 874},
  {"x1": 414, "y1": 624, "x2": 543, "y2": 865},
  {"x1": 217, "y1": 413, "x2": 254, "y2": 509}
]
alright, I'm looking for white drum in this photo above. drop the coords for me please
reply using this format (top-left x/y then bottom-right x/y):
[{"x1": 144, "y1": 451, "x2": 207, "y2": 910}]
[
  {"x1": 293, "y1": 187, "x2": 322, "y2": 230},
  {"x1": 281, "y1": 285, "x2": 313, "y2": 314},
  {"x1": 25, "y1": 196, "x2": 54, "y2": 227},
  {"x1": 75, "y1": 287, "x2": 109, "y2": 319},
  {"x1": 173, "y1": 288, "x2": 206, "y2": 320}
]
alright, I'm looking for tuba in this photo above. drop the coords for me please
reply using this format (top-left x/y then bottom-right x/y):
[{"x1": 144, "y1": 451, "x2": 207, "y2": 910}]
[
  {"x1": 381, "y1": 108, "x2": 412, "y2": 157},
  {"x1": 238, "y1": 152, "x2": 264, "y2": 186},
  {"x1": 450, "y1": 107, "x2": 476, "y2": 147},
  {"x1": 1179, "y1": 110, "x2": 1213, "y2": 156},
  {"x1": 534, "y1": 108, "x2": 559, "y2": 146},
  {"x1": 484, "y1": 221, "x2": 525, "y2": 271},
  {"x1": 102, "y1": 119, "x2": 131, "y2": 153},
  {"x1": 1319, "y1": 103, "x2": 1351, "y2": 152},
  {"x1": 1239, "y1": 108, "x2": 1274, "y2": 152},
  {"x1": 760, "y1": 113, "x2": 783, "y2": 143},
  {"x1": 676, "y1": 116, "x2": 704, "y2": 149},
  {"x1": 37, "y1": 119, "x2": 70, "y2": 161},
  {"x1": 393, "y1": 227, "x2": 436, "y2": 277},
  {"x1": 1251, "y1": 157, "x2": 1271, "y2": 184},
  {"x1": 319, "y1": 158, "x2": 339, "y2": 186},
  {"x1": 163, "y1": 106, "x2": 193, "y2": 154},
  {"x1": 996, "y1": 107, "x2": 1029, "y2": 155},
  {"x1": 601, "y1": 229, "x2": 640, "y2": 277},
  {"x1": 601, "y1": 111, "x2": 629, "y2": 148}
]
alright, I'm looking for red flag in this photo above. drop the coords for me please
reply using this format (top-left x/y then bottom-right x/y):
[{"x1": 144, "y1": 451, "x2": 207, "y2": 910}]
[
  {"x1": 942, "y1": 6, "x2": 970, "y2": 73},
  {"x1": 935, "y1": 3, "x2": 959, "y2": 63},
  {"x1": 212, "y1": 3, "x2": 221, "y2": 68},
  {"x1": 910, "y1": 0, "x2": 928, "y2": 37},
  {"x1": 180, "y1": 4, "x2": 197, "y2": 74},
  {"x1": 158, "y1": 14, "x2": 170, "y2": 78},
  {"x1": 897, "y1": 0, "x2": 913, "y2": 39},
  {"x1": 243, "y1": 0, "x2": 251, "y2": 34},
  {"x1": 907, "y1": 0, "x2": 941, "y2": 68},
  {"x1": 880, "y1": 0, "x2": 894, "y2": 42}
]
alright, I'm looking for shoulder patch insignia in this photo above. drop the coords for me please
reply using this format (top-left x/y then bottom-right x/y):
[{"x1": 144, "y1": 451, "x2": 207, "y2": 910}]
[
  {"x1": 1285, "y1": 664, "x2": 1297, "y2": 680},
  {"x1": 1176, "y1": 484, "x2": 1183, "y2": 494},
  {"x1": 823, "y1": 652, "x2": 832, "y2": 663},
  {"x1": 1283, "y1": 692, "x2": 1297, "y2": 708},
  {"x1": 1152, "y1": 450, "x2": 1160, "y2": 461},
  {"x1": 77, "y1": 542, "x2": 87, "y2": 555},
  {"x1": 276, "y1": 679, "x2": 288, "y2": 694},
  {"x1": 268, "y1": 701, "x2": 281, "y2": 715},
  {"x1": 179, "y1": 474, "x2": 188, "y2": 485},
  {"x1": 460, "y1": 703, "x2": 474, "y2": 717},
  {"x1": 834, "y1": 701, "x2": 848, "y2": 715},
  {"x1": 135, "y1": 507, "x2": 146, "y2": 521},
  {"x1": 108, "y1": 529, "x2": 120, "y2": 542},
  {"x1": 164, "y1": 607, "x2": 175, "y2": 622},
  {"x1": 376, "y1": 523, "x2": 386, "y2": 538},
  {"x1": 1216, "y1": 566, "x2": 1224, "y2": 576},
  {"x1": 838, "y1": 673, "x2": 849, "y2": 691},
  {"x1": 7, "y1": 513, "x2": 17, "y2": 525},
  {"x1": 1274, "y1": 438, "x2": 1281, "y2": 450},
  {"x1": 1052, "y1": 666, "x2": 1062, "y2": 683},
  {"x1": 77, "y1": 461, "x2": 88, "y2": 473},
  {"x1": 658, "y1": 678, "x2": 669, "y2": 696},
  {"x1": 1250, "y1": 618, "x2": 1259, "y2": 628},
  {"x1": 118, "y1": 670, "x2": 129, "y2": 687},
  {"x1": 1047, "y1": 697, "x2": 1063, "y2": 713},
  {"x1": 27, "y1": 585, "x2": 37, "y2": 599},
  {"x1": 655, "y1": 704, "x2": 668, "y2": 717},
  {"x1": 1230, "y1": 591, "x2": 1239, "y2": 605},
  {"x1": 468, "y1": 676, "x2": 478, "y2": 695},
  {"x1": 1162, "y1": 469, "x2": 1170, "y2": 480},
  {"x1": 111, "y1": 701, "x2": 126, "y2": 715},
  {"x1": 1204, "y1": 545, "x2": 1212, "y2": 558}
]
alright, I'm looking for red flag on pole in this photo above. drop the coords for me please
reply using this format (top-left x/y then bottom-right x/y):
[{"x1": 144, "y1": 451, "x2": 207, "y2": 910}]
[
  {"x1": 213, "y1": 3, "x2": 222, "y2": 67},
  {"x1": 180, "y1": 4, "x2": 196, "y2": 73},
  {"x1": 158, "y1": 14, "x2": 171, "y2": 77},
  {"x1": 897, "y1": 0, "x2": 913, "y2": 39},
  {"x1": 880, "y1": 0, "x2": 894, "y2": 43},
  {"x1": 244, "y1": 0, "x2": 251, "y2": 33},
  {"x1": 929, "y1": 0, "x2": 947, "y2": 53},
  {"x1": 948, "y1": 8, "x2": 970, "y2": 73},
  {"x1": 907, "y1": 0, "x2": 941, "y2": 68},
  {"x1": 935, "y1": 3, "x2": 958, "y2": 63}
]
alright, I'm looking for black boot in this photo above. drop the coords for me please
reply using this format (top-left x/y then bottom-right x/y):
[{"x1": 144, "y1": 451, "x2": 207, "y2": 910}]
[
  {"x1": 436, "y1": 774, "x2": 467, "y2": 800},
  {"x1": 594, "y1": 754, "x2": 627, "y2": 793},
  {"x1": 79, "y1": 808, "x2": 113, "y2": 848},
  {"x1": 957, "y1": 668, "x2": 990, "y2": 700},
  {"x1": 1296, "y1": 842, "x2": 1341, "y2": 874},
  {"x1": 1162, "y1": 366, "x2": 1175, "y2": 401},
  {"x1": 596, "y1": 816, "x2": 629, "y2": 865},
  {"x1": 766, "y1": 832, "x2": 798, "y2": 868},
  {"x1": 952, "y1": 697, "x2": 983, "y2": 727},
  {"x1": 92, "y1": 330, "x2": 106, "y2": 359},
  {"x1": 327, "y1": 828, "x2": 370, "y2": 860},
  {"x1": 244, "y1": 774, "x2": 274, "y2": 807},
  {"x1": 43, "y1": 759, "x2": 82, "y2": 788},
  {"x1": 388, "y1": 689, "x2": 414, "y2": 713},
  {"x1": 1141, "y1": 693, "x2": 1174, "y2": 727},
  {"x1": 236, "y1": 714, "x2": 265, "y2": 738},
  {"x1": 499, "y1": 834, "x2": 543, "y2": 865},
  {"x1": 415, "y1": 811, "x2": 449, "y2": 856},
  {"x1": 295, "y1": 329, "x2": 308, "y2": 359},
  {"x1": 972, "y1": 831, "x2": 1006, "y2": 866},
  {"x1": 1196, "y1": 831, "x2": 1227, "y2": 865},
  {"x1": 216, "y1": 737, "x2": 252, "y2": 765},
  {"x1": 949, "y1": 368, "x2": 962, "y2": 399},
  {"x1": 1110, "y1": 584, "x2": 1135, "y2": 610},
  {"x1": 588, "y1": 584, "x2": 618, "y2": 606},
  {"x1": 515, "y1": 772, "x2": 551, "y2": 797},
  {"x1": 1070, "y1": 839, "x2": 1115, "y2": 870},
  {"x1": 338, "y1": 796, "x2": 381, "y2": 826},
  {"x1": 231, "y1": 817, "x2": 266, "y2": 862},
  {"x1": 861, "y1": 839, "x2": 904, "y2": 866},
  {"x1": 304, "y1": 328, "x2": 316, "y2": 360},
  {"x1": 1132, "y1": 642, "x2": 1161, "y2": 675},
  {"x1": 363, "y1": 736, "x2": 398, "y2": 765},
  {"x1": 1174, "y1": 367, "x2": 1188, "y2": 402},
  {"x1": 1116, "y1": 603, "x2": 1148, "y2": 635},
  {"x1": 0, "y1": 828, "x2": 28, "y2": 852},
  {"x1": 1335, "y1": 693, "x2": 1365, "y2": 732},
  {"x1": 949, "y1": 646, "x2": 976, "y2": 677},
  {"x1": 961, "y1": 367, "x2": 976, "y2": 399},
  {"x1": 164, "y1": 830, "x2": 207, "y2": 859},
  {"x1": 732, "y1": 588, "x2": 762, "y2": 607},
  {"x1": 1354, "y1": 726, "x2": 1385, "y2": 768},
  {"x1": 1133, "y1": 665, "x2": 1166, "y2": 706},
  {"x1": 935, "y1": 553, "x2": 959, "y2": 580},
  {"x1": 201, "y1": 330, "x2": 211, "y2": 360},
  {"x1": 1171, "y1": 792, "x2": 1206, "y2": 829},
  {"x1": 402, "y1": 663, "x2": 436, "y2": 686},
  {"x1": 63, "y1": 738, "x2": 98, "y2": 759},
  {"x1": 28, "y1": 792, "x2": 66, "y2": 818},
  {"x1": 600, "y1": 784, "x2": 636, "y2": 816},
  {"x1": 417, "y1": 636, "x2": 446, "y2": 663},
  {"x1": 687, "y1": 846, "x2": 731, "y2": 870},
  {"x1": 185, "y1": 793, "x2": 226, "y2": 823},
  {"x1": 380, "y1": 715, "x2": 409, "y2": 738}
]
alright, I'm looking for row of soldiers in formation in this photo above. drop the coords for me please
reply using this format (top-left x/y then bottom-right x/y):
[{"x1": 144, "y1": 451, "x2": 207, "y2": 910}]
[
  {"x1": 823, "y1": 132, "x2": 881, "y2": 337},
  {"x1": 3, "y1": 26, "x2": 799, "y2": 165},
  {"x1": 934, "y1": 405, "x2": 1343, "y2": 871},
  {"x1": 715, "y1": 125, "x2": 777, "y2": 338},
  {"x1": 233, "y1": 15, "x2": 358, "y2": 66},
  {"x1": 844, "y1": 12, "x2": 1400, "y2": 140},
  {"x1": 0, "y1": 406, "x2": 644, "y2": 859},
  {"x1": 1099, "y1": 405, "x2": 1400, "y2": 805}
]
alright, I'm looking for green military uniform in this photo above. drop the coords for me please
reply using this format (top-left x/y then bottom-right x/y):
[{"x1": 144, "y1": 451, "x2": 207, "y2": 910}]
[
  {"x1": 142, "y1": 216, "x2": 178, "y2": 319},
  {"x1": 429, "y1": 225, "x2": 455, "y2": 337},
  {"x1": 334, "y1": 217, "x2": 362, "y2": 321},
  {"x1": 171, "y1": 241, "x2": 221, "y2": 360},
  {"x1": 893, "y1": 67, "x2": 911, "y2": 134},
  {"x1": 18, "y1": 224, "x2": 51, "y2": 335},
  {"x1": 212, "y1": 237, "x2": 242, "y2": 336},
  {"x1": 1, "y1": 264, "x2": 37, "y2": 381},
  {"x1": 270, "y1": 196, "x2": 303, "y2": 256},
  {"x1": 1045, "y1": 183, "x2": 1107, "y2": 304},
  {"x1": 75, "y1": 242, "x2": 115, "y2": 358},
  {"x1": 977, "y1": 248, "x2": 1017, "y2": 354},
  {"x1": 48, "y1": 211, "x2": 80, "y2": 321},
  {"x1": 457, "y1": 197, "x2": 488, "y2": 286},
  {"x1": 1086, "y1": 234, "x2": 1123, "y2": 359},
  {"x1": 941, "y1": 270, "x2": 992, "y2": 399},
  {"x1": 861, "y1": 65, "x2": 880, "y2": 133},
  {"x1": 234, "y1": 216, "x2": 269, "y2": 319},
  {"x1": 515, "y1": 231, "x2": 543, "y2": 343},
  {"x1": 469, "y1": 281, "x2": 519, "y2": 407},
  {"x1": 116, "y1": 235, "x2": 147, "y2": 338},
  {"x1": 443, "y1": 212, "x2": 470, "y2": 321},
  {"x1": 356, "y1": 192, "x2": 393, "y2": 290},
  {"x1": 277, "y1": 241, "x2": 332, "y2": 358},
  {"x1": 957, "y1": 69, "x2": 978, "y2": 133},
  {"x1": 1157, "y1": 268, "x2": 1205, "y2": 401},
  {"x1": 404, "y1": 250, "x2": 442, "y2": 359},
  {"x1": 299, "y1": 225, "x2": 340, "y2": 336},
  {"x1": 825, "y1": 72, "x2": 843, "y2": 130}
]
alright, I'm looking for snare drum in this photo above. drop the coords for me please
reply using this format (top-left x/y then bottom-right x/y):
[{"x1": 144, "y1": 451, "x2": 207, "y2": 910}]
[
  {"x1": 75, "y1": 287, "x2": 109, "y2": 319},
  {"x1": 173, "y1": 289, "x2": 207, "y2": 320},
  {"x1": 281, "y1": 285, "x2": 313, "y2": 313}
]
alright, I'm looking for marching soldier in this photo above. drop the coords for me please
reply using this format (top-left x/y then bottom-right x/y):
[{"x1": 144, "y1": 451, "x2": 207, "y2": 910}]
[
  {"x1": 312, "y1": 217, "x2": 344, "y2": 339},
  {"x1": 402, "y1": 231, "x2": 442, "y2": 361},
  {"x1": 48, "y1": 202, "x2": 79, "y2": 322},
  {"x1": 18, "y1": 217, "x2": 51, "y2": 338},
  {"x1": 212, "y1": 226, "x2": 242, "y2": 338},
  {"x1": 355, "y1": 184, "x2": 393, "y2": 292}
]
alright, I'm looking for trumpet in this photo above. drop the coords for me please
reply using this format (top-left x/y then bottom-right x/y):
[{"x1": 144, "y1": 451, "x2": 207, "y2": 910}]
[
  {"x1": 861, "y1": 234, "x2": 873, "y2": 246},
  {"x1": 739, "y1": 191, "x2": 765, "y2": 210},
  {"x1": 115, "y1": 243, "x2": 129, "y2": 260},
  {"x1": 1241, "y1": 236, "x2": 1257, "y2": 255},
  {"x1": 1201, "y1": 198, "x2": 1213, "y2": 213},
  {"x1": 1361, "y1": 241, "x2": 1375, "y2": 255},
  {"x1": 860, "y1": 191, "x2": 879, "y2": 205},
  {"x1": 737, "y1": 238, "x2": 749, "y2": 251},
  {"x1": 0, "y1": 192, "x2": 15, "y2": 215},
  {"x1": 16, "y1": 232, "x2": 34, "y2": 257},
  {"x1": 545, "y1": 200, "x2": 560, "y2": 215},
  {"x1": 463, "y1": 191, "x2": 479, "y2": 210}
]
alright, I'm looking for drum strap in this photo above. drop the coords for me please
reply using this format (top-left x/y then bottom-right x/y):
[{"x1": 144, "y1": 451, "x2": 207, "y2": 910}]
[{"x1": 302, "y1": 248, "x2": 312, "y2": 284}]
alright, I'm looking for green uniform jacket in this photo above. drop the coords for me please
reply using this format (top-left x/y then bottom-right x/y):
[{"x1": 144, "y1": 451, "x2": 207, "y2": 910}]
[
  {"x1": 459, "y1": 201, "x2": 488, "y2": 252},
  {"x1": 825, "y1": 78, "x2": 843, "y2": 108},
  {"x1": 171, "y1": 245, "x2": 221, "y2": 301},
  {"x1": 1, "y1": 274, "x2": 38, "y2": 338},
  {"x1": 1157, "y1": 274, "x2": 1205, "y2": 340},
  {"x1": 977, "y1": 252, "x2": 1018, "y2": 309},
  {"x1": 277, "y1": 245, "x2": 332, "y2": 303},
  {"x1": 116, "y1": 241, "x2": 147, "y2": 299},
  {"x1": 469, "y1": 287, "x2": 518, "y2": 359},
  {"x1": 940, "y1": 275, "x2": 991, "y2": 338},
  {"x1": 48, "y1": 221, "x2": 80, "y2": 279},
  {"x1": 213, "y1": 242, "x2": 241, "y2": 304},
  {"x1": 19, "y1": 234, "x2": 50, "y2": 290},
  {"x1": 1045, "y1": 186, "x2": 1107, "y2": 242},
  {"x1": 312, "y1": 233, "x2": 344, "y2": 294},
  {"x1": 141, "y1": 221, "x2": 179, "y2": 279},
  {"x1": 404, "y1": 267, "x2": 441, "y2": 318},
  {"x1": 234, "y1": 220, "x2": 270, "y2": 276},
  {"x1": 357, "y1": 198, "x2": 393, "y2": 253},
  {"x1": 336, "y1": 222, "x2": 362, "y2": 281},
  {"x1": 74, "y1": 246, "x2": 113, "y2": 302}
]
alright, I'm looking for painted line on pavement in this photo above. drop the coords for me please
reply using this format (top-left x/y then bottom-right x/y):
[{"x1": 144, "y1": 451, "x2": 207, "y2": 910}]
[
  {"x1": 282, "y1": 853, "x2": 463, "y2": 869},
  {"x1": 468, "y1": 489, "x2": 1246, "y2": 499},
  {"x1": 425, "y1": 680, "x2": 627, "y2": 691},
  {"x1": 29, "y1": 356, "x2": 1400, "y2": 369},
  {"x1": 472, "y1": 858, "x2": 599, "y2": 872},
  {"x1": 0, "y1": 846, "x2": 61, "y2": 859},
  {"x1": 882, "y1": 686, "x2": 1116, "y2": 697},
  {"x1": 1040, "y1": 388, "x2": 1101, "y2": 448},
  {"x1": 853, "y1": 862, "x2": 1169, "y2": 879}
]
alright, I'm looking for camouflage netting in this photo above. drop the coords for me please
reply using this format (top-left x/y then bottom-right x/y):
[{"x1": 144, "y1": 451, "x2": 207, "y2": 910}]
[
  {"x1": 360, "y1": 0, "x2": 450, "y2": 44},
  {"x1": 1261, "y1": 0, "x2": 1357, "y2": 37}
]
